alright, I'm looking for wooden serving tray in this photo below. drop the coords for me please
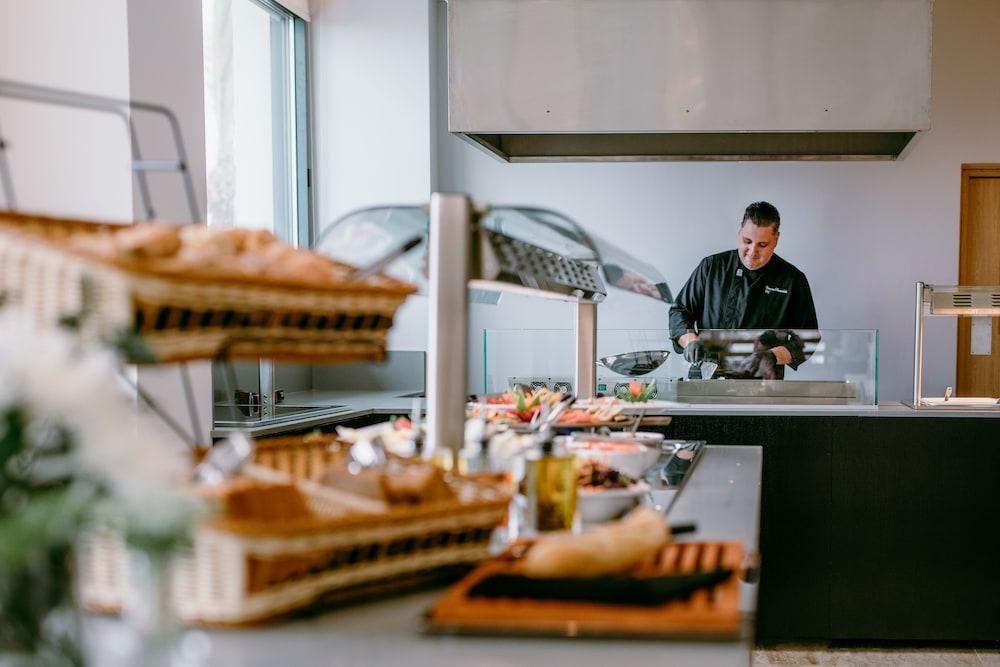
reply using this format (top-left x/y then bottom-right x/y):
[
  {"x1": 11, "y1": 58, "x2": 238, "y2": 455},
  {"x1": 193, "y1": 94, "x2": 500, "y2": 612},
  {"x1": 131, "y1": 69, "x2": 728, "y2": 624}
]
[{"x1": 425, "y1": 540, "x2": 743, "y2": 639}]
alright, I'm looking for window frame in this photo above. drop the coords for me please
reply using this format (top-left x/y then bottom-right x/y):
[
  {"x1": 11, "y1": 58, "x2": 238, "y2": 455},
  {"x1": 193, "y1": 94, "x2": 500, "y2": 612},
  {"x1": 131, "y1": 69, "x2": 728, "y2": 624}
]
[
  {"x1": 246, "y1": 0, "x2": 312, "y2": 248},
  {"x1": 210, "y1": 0, "x2": 313, "y2": 427}
]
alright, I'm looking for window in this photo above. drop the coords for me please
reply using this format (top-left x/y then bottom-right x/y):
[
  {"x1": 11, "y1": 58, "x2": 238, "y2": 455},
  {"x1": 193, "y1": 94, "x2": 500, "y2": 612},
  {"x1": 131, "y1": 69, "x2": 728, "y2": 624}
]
[
  {"x1": 204, "y1": 0, "x2": 311, "y2": 425},
  {"x1": 204, "y1": 0, "x2": 310, "y2": 244}
]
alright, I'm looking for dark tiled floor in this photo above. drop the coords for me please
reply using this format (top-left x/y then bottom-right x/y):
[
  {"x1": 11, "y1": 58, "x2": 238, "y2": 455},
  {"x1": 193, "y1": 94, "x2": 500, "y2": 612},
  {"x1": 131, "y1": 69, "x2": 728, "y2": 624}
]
[{"x1": 754, "y1": 644, "x2": 1000, "y2": 666}]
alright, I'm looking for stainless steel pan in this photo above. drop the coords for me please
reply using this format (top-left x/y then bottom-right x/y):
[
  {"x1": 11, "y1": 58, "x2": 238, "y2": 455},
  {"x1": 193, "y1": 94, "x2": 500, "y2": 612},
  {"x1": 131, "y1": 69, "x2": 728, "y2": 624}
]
[{"x1": 597, "y1": 350, "x2": 670, "y2": 377}]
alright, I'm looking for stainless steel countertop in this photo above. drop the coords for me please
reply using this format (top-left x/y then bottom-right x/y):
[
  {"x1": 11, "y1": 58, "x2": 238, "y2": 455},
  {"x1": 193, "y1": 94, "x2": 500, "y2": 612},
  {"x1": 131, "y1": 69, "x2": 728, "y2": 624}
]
[
  {"x1": 211, "y1": 390, "x2": 428, "y2": 438},
  {"x1": 84, "y1": 445, "x2": 762, "y2": 667},
  {"x1": 211, "y1": 392, "x2": 1000, "y2": 439}
]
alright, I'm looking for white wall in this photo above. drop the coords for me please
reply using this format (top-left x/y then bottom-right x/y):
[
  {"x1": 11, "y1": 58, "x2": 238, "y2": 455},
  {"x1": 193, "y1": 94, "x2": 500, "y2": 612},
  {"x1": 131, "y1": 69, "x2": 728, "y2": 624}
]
[
  {"x1": 0, "y1": 1, "x2": 212, "y2": 446},
  {"x1": 309, "y1": 0, "x2": 435, "y2": 350},
  {"x1": 433, "y1": 0, "x2": 1000, "y2": 402},
  {"x1": 127, "y1": 0, "x2": 208, "y2": 224},
  {"x1": 0, "y1": 0, "x2": 133, "y2": 221},
  {"x1": 128, "y1": 0, "x2": 213, "y2": 447}
]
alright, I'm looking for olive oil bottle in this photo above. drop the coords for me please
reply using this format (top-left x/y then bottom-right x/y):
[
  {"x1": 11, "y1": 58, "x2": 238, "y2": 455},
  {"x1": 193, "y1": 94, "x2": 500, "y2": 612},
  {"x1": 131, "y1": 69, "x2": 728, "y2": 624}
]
[{"x1": 519, "y1": 438, "x2": 578, "y2": 534}]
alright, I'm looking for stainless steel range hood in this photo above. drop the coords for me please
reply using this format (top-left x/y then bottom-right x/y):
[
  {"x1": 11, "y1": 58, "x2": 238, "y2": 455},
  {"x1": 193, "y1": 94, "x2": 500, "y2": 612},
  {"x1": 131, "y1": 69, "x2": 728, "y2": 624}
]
[{"x1": 447, "y1": 0, "x2": 932, "y2": 162}]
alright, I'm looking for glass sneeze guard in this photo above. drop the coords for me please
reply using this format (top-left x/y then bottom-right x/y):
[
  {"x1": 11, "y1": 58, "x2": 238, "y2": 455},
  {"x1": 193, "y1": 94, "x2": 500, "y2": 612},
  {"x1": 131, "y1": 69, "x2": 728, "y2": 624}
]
[
  {"x1": 484, "y1": 328, "x2": 879, "y2": 406},
  {"x1": 316, "y1": 204, "x2": 673, "y2": 305},
  {"x1": 318, "y1": 194, "x2": 679, "y2": 453}
]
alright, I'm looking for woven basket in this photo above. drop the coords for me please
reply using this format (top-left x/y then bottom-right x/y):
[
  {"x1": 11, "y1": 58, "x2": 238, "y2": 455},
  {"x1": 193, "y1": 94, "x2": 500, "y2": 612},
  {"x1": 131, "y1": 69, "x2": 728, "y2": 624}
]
[
  {"x1": 77, "y1": 435, "x2": 511, "y2": 626},
  {"x1": 0, "y1": 211, "x2": 415, "y2": 363}
]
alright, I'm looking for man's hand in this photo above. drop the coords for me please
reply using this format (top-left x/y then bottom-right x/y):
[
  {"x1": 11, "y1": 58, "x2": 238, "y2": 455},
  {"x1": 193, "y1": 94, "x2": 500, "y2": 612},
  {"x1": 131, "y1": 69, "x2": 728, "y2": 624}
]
[{"x1": 682, "y1": 337, "x2": 705, "y2": 364}]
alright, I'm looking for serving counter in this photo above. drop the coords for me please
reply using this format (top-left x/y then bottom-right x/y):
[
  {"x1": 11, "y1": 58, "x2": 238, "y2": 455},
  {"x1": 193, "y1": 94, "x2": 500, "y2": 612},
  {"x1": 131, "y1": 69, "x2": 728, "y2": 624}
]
[
  {"x1": 216, "y1": 394, "x2": 999, "y2": 644},
  {"x1": 211, "y1": 393, "x2": 997, "y2": 439},
  {"x1": 83, "y1": 445, "x2": 762, "y2": 667},
  {"x1": 663, "y1": 410, "x2": 1000, "y2": 642}
]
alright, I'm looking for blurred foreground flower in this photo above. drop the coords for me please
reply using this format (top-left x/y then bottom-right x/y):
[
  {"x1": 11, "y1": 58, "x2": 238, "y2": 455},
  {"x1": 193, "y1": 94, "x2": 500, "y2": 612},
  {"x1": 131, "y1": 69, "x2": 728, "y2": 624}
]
[{"x1": 0, "y1": 315, "x2": 200, "y2": 664}]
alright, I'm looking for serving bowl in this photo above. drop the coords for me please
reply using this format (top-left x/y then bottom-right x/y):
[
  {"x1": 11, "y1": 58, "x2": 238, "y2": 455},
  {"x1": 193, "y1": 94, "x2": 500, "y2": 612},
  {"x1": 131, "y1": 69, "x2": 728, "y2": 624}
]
[
  {"x1": 604, "y1": 431, "x2": 665, "y2": 447},
  {"x1": 577, "y1": 482, "x2": 650, "y2": 524},
  {"x1": 567, "y1": 437, "x2": 661, "y2": 479},
  {"x1": 597, "y1": 350, "x2": 670, "y2": 377}
]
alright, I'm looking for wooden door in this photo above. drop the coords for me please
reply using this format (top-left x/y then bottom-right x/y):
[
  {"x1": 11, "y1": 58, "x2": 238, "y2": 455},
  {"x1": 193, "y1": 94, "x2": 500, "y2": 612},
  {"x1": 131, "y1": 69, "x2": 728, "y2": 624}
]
[{"x1": 957, "y1": 164, "x2": 1000, "y2": 397}]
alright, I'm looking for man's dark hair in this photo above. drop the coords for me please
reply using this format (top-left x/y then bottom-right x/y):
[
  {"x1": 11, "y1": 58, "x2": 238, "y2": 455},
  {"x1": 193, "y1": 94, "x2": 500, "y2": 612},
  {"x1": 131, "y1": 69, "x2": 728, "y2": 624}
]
[{"x1": 741, "y1": 201, "x2": 780, "y2": 231}]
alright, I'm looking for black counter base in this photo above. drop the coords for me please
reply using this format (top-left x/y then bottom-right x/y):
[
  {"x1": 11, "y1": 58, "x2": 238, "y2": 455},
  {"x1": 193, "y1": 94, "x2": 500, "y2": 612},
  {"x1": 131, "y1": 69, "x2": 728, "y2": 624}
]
[{"x1": 664, "y1": 415, "x2": 1000, "y2": 642}]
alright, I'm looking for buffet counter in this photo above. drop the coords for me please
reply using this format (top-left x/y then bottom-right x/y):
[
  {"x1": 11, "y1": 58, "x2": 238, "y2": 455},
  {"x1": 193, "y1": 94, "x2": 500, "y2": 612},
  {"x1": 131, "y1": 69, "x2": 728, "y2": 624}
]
[
  {"x1": 212, "y1": 393, "x2": 999, "y2": 439},
  {"x1": 84, "y1": 445, "x2": 762, "y2": 667},
  {"x1": 208, "y1": 387, "x2": 1000, "y2": 643}
]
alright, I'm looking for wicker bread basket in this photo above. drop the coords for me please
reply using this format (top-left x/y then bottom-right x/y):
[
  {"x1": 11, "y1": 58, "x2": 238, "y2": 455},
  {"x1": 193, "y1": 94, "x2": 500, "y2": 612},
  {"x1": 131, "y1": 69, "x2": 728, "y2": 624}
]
[
  {"x1": 0, "y1": 211, "x2": 416, "y2": 363},
  {"x1": 77, "y1": 435, "x2": 511, "y2": 626}
]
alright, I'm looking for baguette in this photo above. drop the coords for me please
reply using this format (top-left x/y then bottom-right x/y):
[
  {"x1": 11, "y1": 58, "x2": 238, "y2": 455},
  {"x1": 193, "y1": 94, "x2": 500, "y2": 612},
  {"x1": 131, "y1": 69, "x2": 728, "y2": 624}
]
[
  {"x1": 114, "y1": 222, "x2": 182, "y2": 259},
  {"x1": 519, "y1": 506, "x2": 668, "y2": 577}
]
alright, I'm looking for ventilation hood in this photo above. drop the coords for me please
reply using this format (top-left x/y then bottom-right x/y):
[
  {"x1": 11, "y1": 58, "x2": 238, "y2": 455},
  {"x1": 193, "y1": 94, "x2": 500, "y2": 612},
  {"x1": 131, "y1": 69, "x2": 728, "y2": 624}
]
[{"x1": 447, "y1": 0, "x2": 932, "y2": 162}]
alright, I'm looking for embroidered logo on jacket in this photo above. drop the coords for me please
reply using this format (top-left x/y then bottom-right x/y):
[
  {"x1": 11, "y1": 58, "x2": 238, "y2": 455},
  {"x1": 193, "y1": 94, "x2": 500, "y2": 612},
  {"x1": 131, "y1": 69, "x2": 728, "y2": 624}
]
[{"x1": 764, "y1": 285, "x2": 789, "y2": 295}]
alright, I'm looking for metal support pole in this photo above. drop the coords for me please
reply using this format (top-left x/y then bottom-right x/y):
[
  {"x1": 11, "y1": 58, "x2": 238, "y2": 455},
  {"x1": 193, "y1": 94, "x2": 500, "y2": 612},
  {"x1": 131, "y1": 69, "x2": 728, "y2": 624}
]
[
  {"x1": 119, "y1": 368, "x2": 196, "y2": 448},
  {"x1": 426, "y1": 192, "x2": 472, "y2": 457},
  {"x1": 179, "y1": 363, "x2": 204, "y2": 446},
  {"x1": 127, "y1": 118, "x2": 157, "y2": 220},
  {"x1": 0, "y1": 119, "x2": 16, "y2": 209},
  {"x1": 913, "y1": 281, "x2": 926, "y2": 408},
  {"x1": 575, "y1": 300, "x2": 598, "y2": 399},
  {"x1": 162, "y1": 108, "x2": 201, "y2": 224},
  {"x1": 0, "y1": 78, "x2": 201, "y2": 224},
  {"x1": 215, "y1": 339, "x2": 249, "y2": 425},
  {"x1": 259, "y1": 359, "x2": 274, "y2": 420}
]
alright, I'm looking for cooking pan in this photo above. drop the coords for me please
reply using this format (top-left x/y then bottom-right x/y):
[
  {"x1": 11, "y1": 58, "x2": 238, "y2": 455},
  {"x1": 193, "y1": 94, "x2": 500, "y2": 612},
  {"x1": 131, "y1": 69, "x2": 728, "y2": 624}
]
[{"x1": 597, "y1": 350, "x2": 670, "y2": 377}]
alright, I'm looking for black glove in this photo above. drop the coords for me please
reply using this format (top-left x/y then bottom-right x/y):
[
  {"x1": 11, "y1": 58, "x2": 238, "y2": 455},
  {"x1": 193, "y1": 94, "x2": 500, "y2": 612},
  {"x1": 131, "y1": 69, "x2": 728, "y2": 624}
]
[
  {"x1": 756, "y1": 330, "x2": 782, "y2": 349},
  {"x1": 738, "y1": 348, "x2": 778, "y2": 380},
  {"x1": 683, "y1": 339, "x2": 705, "y2": 364}
]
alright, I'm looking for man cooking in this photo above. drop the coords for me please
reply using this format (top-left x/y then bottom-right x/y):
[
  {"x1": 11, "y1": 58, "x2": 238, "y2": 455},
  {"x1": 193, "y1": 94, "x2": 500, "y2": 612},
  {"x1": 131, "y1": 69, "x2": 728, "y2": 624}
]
[{"x1": 668, "y1": 201, "x2": 818, "y2": 380}]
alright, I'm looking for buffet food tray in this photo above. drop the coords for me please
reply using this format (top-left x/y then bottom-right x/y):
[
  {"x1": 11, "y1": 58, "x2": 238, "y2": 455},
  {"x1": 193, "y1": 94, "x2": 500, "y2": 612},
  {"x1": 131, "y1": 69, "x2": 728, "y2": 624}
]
[
  {"x1": 425, "y1": 540, "x2": 743, "y2": 639},
  {"x1": 0, "y1": 211, "x2": 415, "y2": 363},
  {"x1": 663, "y1": 379, "x2": 857, "y2": 402}
]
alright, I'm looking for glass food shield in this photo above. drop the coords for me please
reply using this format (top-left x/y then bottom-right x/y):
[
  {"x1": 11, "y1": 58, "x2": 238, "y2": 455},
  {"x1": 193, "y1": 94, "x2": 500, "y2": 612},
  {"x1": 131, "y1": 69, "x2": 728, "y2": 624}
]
[
  {"x1": 315, "y1": 204, "x2": 672, "y2": 304},
  {"x1": 314, "y1": 205, "x2": 429, "y2": 287},
  {"x1": 483, "y1": 328, "x2": 878, "y2": 406}
]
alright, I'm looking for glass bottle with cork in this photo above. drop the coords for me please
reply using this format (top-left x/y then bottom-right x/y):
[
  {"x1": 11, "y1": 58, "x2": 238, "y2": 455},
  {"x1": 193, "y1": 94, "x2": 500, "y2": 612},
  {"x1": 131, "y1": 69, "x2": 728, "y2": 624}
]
[{"x1": 517, "y1": 397, "x2": 578, "y2": 535}]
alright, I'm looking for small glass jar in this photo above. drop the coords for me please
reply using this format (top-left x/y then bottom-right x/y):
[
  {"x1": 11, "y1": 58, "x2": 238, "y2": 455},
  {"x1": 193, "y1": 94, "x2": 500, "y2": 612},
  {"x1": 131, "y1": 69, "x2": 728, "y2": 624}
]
[{"x1": 516, "y1": 437, "x2": 578, "y2": 536}]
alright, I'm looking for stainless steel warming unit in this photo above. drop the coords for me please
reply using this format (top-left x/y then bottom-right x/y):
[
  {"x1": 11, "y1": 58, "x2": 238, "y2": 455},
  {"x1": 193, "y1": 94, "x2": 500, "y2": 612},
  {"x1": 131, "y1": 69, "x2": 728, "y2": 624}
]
[
  {"x1": 910, "y1": 282, "x2": 1000, "y2": 410},
  {"x1": 319, "y1": 194, "x2": 673, "y2": 454}
]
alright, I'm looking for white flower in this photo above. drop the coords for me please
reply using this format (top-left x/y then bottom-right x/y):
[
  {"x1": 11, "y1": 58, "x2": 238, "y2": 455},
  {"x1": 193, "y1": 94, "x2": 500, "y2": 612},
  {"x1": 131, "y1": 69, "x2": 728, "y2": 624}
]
[{"x1": 0, "y1": 314, "x2": 198, "y2": 538}]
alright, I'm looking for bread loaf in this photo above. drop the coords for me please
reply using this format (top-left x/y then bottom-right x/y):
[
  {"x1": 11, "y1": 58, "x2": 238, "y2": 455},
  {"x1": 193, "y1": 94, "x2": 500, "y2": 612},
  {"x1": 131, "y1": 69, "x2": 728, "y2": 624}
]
[
  {"x1": 319, "y1": 461, "x2": 456, "y2": 505},
  {"x1": 58, "y1": 219, "x2": 378, "y2": 289},
  {"x1": 114, "y1": 222, "x2": 182, "y2": 259},
  {"x1": 383, "y1": 464, "x2": 455, "y2": 504},
  {"x1": 519, "y1": 506, "x2": 668, "y2": 577}
]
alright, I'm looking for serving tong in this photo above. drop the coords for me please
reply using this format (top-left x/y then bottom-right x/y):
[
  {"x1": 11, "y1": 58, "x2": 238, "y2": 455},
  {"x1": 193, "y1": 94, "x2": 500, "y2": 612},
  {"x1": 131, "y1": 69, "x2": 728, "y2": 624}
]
[{"x1": 529, "y1": 393, "x2": 576, "y2": 444}]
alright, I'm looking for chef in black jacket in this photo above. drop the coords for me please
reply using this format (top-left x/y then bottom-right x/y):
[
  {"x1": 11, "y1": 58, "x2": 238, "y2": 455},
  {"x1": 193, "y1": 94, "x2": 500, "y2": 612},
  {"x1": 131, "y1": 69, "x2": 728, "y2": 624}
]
[{"x1": 668, "y1": 201, "x2": 818, "y2": 379}]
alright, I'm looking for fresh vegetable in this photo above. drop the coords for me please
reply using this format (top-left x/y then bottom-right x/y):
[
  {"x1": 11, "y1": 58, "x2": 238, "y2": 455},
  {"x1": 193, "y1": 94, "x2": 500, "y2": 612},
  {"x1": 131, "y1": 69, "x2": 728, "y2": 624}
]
[
  {"x1": 510, "y1": 386, "x2": 543, "y2": 422},
  {"x1": 617, "y1": 379, "x2": 656, "y2": 403}
]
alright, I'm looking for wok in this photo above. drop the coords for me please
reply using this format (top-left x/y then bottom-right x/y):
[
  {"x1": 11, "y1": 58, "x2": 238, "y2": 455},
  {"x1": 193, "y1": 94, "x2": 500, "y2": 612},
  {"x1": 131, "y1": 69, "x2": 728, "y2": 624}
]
[{"x1": 597, "y1": 349, "x2": 670, "y2": 377}]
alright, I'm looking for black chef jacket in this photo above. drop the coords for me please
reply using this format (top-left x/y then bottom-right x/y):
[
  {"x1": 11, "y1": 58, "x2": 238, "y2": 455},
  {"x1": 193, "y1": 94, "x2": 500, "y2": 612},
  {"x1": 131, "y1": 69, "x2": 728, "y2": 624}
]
[{"x1": 668, "y1": 250, "x2": 818, "y2": 371}]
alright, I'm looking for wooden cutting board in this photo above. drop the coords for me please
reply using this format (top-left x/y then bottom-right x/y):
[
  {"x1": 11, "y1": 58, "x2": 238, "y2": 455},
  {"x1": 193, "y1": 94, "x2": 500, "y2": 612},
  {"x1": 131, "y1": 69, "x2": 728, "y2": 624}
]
[{"x1": 425, "y1": 540, "x2": 744, "y2": 639}]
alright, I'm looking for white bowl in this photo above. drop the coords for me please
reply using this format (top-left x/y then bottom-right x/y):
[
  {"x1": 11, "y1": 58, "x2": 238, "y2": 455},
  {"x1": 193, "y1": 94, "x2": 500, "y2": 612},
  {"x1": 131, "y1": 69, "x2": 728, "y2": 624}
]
[
  {"x1": 577, "y1": 482, "x2": 650, "y2": 524},
  {"x1": 605, "y1": 431, "x2": 665, "y2": 446},
  {"x1": 568, "y1": 439, "x2": 661, "y2": 479}
]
